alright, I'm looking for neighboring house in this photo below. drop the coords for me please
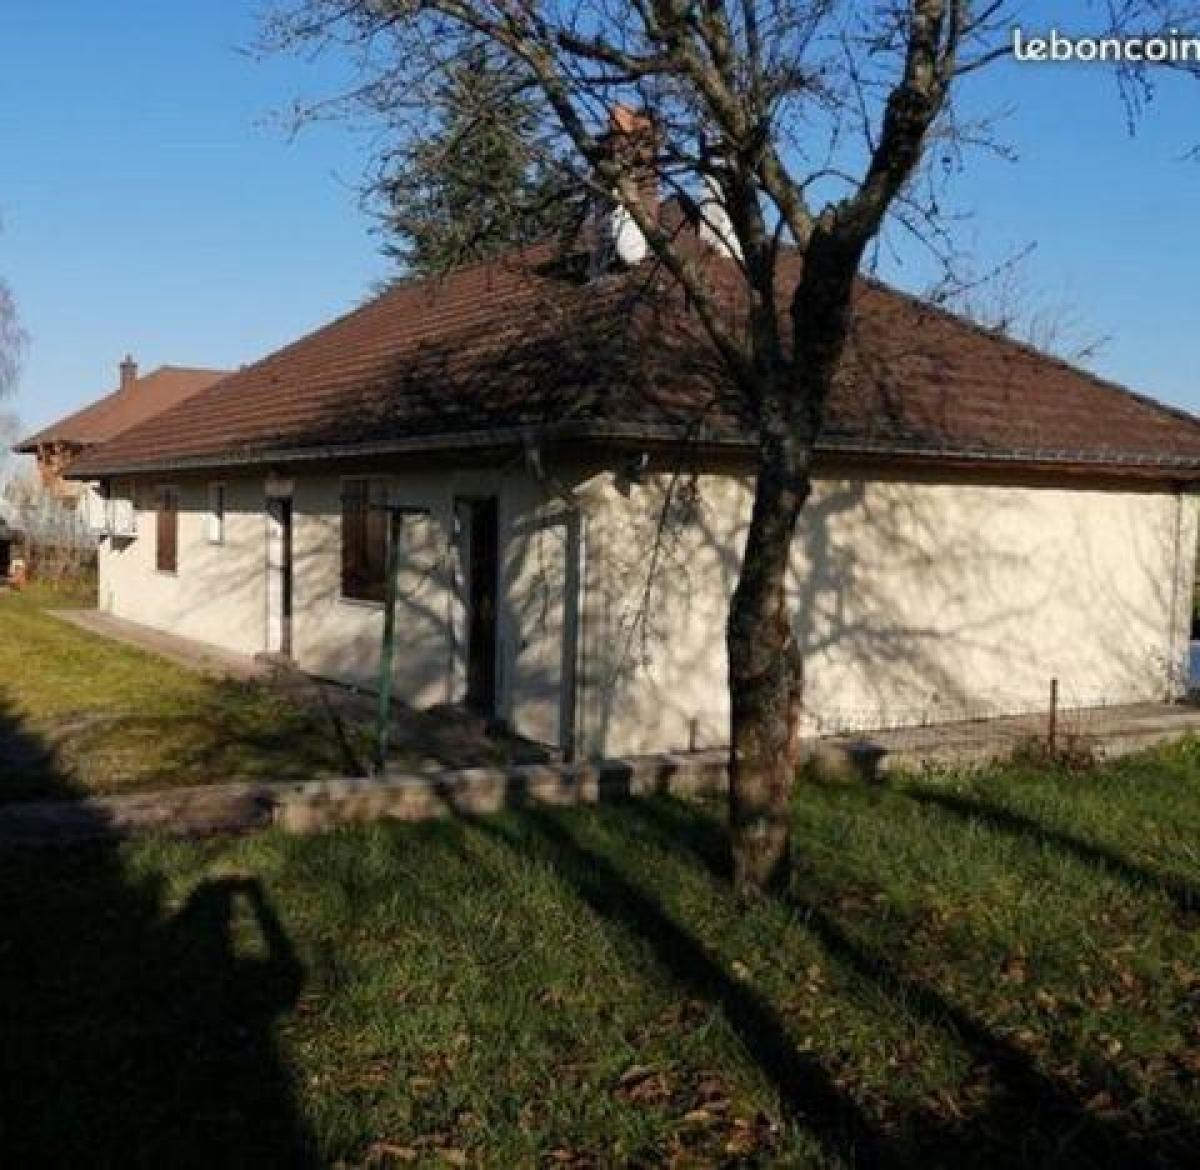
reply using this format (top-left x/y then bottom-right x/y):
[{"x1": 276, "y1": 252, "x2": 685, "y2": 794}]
[
  {"x1": 67, "y1": 214, "x2": 1200, "y2": 760},
  {"x1": 0, "y1": 504, "x2": 23, "y2": 582},
  {"x1": 15, "y1": 357, "x2": 228, "y2": 501}
]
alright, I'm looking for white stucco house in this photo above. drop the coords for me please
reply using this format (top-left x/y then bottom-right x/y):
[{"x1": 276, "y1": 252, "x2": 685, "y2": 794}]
[{"x1": 62, "y1": 223, "x2": 1200, "y2": 760}]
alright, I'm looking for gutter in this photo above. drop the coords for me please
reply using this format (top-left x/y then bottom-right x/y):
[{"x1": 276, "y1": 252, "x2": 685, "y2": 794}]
[
  {"x1": 67, "y1": 418, "x2": 1200, "y2": 480},
  {"x1": 1168, "y1": 488, "x2": 1184, "y2": 700}
]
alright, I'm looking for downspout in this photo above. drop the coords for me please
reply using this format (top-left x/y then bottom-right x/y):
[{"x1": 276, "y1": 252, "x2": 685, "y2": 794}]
[
  {"x1": 1167, "y1": 486, "x2": 1188, "y2": 701},
  {"x1": 1169, "y1": 484, "x2": 1200, "y2": 701},
  {"x1": 573, "y1": 512, "x2": 588, "y2": 760}
]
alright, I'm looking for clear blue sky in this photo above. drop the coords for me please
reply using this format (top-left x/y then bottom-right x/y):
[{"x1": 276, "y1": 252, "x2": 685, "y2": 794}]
[{"x1": 2, "y1": 0, "x2": 1198, "y2": 436}]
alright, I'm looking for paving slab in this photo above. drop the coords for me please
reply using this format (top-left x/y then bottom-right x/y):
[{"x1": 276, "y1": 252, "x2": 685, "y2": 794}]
[
  {"x1": 51, "y1": 609, "x2": 269, "y2": 681},
  {"x1": 820, "y1": 700, "x2": 1200, "y2": 776}
]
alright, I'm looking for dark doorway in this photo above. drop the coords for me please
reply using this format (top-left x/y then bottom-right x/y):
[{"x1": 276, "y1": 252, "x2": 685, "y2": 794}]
[
  {"x1": 0, "y1": 538, "x2": 11, "y2": 582},
  {"x1": 267, "y1": 497, "x2": 294, "y2": 658},
  {"x1": 463, "y1": 497, "x2": 499, "y2": 716}
]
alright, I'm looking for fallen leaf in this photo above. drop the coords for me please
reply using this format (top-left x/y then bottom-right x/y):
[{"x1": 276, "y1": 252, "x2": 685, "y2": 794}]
[
  {"x1": 365, "y1": 1142, "x2": 418, "y2": 1165},
  {"x1": 618, "y1": 1064, "x2": 655, "y2": 1089}
]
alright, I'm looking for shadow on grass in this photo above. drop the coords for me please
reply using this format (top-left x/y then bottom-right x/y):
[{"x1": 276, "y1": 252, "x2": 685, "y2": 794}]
[
  {"x1": 0, "y1": 677, "x2": 361, "y2": 801},
  {"x1": 611, "y1": 794, "x2": 1198, "y2": 1169},
  {"x1": 472, "y1": 803, "x2": 896, "y2": 1169},
  {"x1": 904, "y1": 785, "x2": 1200, "y2": 916},
  {"x1": 0, "y1": 696, "x2": 315, "y2": 1166}
]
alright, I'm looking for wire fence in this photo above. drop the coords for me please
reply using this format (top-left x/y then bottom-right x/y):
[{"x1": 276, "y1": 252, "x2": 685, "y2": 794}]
[{"x1": 805, "y1": 678, "x2": 1198, "y2": 771}]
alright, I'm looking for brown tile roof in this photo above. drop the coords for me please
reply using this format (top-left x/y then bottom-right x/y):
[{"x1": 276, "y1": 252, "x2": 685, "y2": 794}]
[
  {"x1": 17, "y1": 365, "x2": 229, "y2": 452},
  {"x1": 68, "y1": 245, "x2": 1200, "y2": 479}
]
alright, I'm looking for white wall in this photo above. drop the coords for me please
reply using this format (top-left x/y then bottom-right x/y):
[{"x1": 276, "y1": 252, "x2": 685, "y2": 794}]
[
  {"x1": 98, "y1": 466, "x2": 586, "y2": 747},
  {"x1": 98, "y1": 462, "x2": 1198, "y2": 762},
  {"x1": 578, "y1": 468, "x2": 1199, "y2": 757},
  {"x1": 289, "y1": 472, "x2": 456, "y2": 706},
  {"x1": 289, "y1": 469, "x2": 524, "y2": 715},
  {"x1": 99, "y1": 476, "x2": 268, "y2": 657}
]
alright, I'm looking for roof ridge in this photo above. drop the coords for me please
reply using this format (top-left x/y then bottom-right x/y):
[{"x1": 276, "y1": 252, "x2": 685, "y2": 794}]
[{"x1": 151, "y1": 364, "x2": 231, "y2": 376}]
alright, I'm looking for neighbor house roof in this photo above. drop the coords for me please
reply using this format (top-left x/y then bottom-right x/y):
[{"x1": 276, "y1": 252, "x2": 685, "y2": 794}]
[
  {"x1": 67, "y1": 242, "x2": 1200, "y2": 480},
  {"x1": 17, "y1": 365, "x2": 229, "y2": 453}
]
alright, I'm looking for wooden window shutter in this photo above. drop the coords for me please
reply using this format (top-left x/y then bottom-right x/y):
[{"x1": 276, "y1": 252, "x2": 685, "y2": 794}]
[
  {"x1": 342, "y1": 479, "x2": 365, "y2": 598},
  {"x1": 156, "y1": 486, "x2": 178, "y2": 573},
  {"x1": 341, "y1": 478, "x2": 389, "y2": 602},
  {"x1": 364, "y1": 490, "x2": 389, "y2": 601}
]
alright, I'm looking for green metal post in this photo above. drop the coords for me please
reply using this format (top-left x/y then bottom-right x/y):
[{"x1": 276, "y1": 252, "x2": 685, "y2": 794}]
[{"x1": 375, "y1": 509, "x2": 403, "y2": 774}]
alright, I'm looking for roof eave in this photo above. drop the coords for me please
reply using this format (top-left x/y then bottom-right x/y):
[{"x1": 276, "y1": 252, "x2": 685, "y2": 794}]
[{"x1": 66, "y1": 421, "x2": 1200, "y2": 483}]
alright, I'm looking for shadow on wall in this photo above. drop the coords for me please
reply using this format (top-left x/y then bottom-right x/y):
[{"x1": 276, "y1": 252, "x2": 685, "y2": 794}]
[
  {"x1": 0, "y1": 696, "x2": 315, "y2": 1165},
  {"x1": 102, "y1": 258, "x2": 1191, "y2": 759},
  {"x1": 294, "y1": 496, "x2": 458, "y2": 704},
  {"x1": 141, "y1": 458, "x2": 1186, "y2": 765},
  {"x1": 582, "y1": 466, "x2": 1185, "y2": 754}
]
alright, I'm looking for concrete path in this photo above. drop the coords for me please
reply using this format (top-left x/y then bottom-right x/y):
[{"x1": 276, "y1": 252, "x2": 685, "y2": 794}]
[
  {"x1": 50, "y1": 609, "x2": 555, "y2": 773},
  {"x1": 821, "y1": 700, "x2": 1200, "y2": 775},
  {"x1": 12, "y1": 609, "x2": 1199, "y2": 847},
  {"x1": 52, "y1": 609, "x2": 270, "y2": 681}
]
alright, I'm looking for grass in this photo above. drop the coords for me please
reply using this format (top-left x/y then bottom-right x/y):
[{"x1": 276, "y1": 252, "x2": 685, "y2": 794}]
[
  {"x1": 0, "y1": 741, "x2": 1198, "y2": 1167},
  {"x1": 0, "y1": 584, "x2": 366, "y2": 800}
]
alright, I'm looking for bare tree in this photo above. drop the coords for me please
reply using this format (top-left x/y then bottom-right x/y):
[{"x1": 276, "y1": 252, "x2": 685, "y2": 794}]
[
  {"x1": 268, "y1": 1, "x2": 1199, "y2": 894},
  {"x1": 0, "y1": 411, "x2": 21, "y2": 491},
  {"x1": 0, "y1": 267, "x2": 25, "y2": 499},
  {"x1": 931, "y1": 247, "x2": 1110, "y2": 366},
  {"x1": 0, "y1": 278, "x2": 22, "y2": 400},
  {"x1": 2, "y1": 467, "x2": 94, "y2": 584}
]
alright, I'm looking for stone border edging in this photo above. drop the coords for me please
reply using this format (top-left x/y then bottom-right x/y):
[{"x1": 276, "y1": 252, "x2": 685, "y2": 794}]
[
  {"x1": 3, "y1": 713, "x2": 1198, "y2": 849},
  {"x1": 0, "y1": 751, "x2": 731, "y2": 848}
]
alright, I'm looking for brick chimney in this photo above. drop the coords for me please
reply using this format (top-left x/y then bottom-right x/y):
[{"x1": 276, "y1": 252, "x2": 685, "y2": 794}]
[
  {"x1": 119, "y1": 354, "x2": 138, "y2": 393},
  {"x1": 595, "y1": 104, "x2": 660, "y2": 268}
]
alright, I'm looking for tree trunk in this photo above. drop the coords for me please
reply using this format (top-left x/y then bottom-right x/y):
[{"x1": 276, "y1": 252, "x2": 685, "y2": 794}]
[
  {"x1": 727, "y1": 425, "x2": 810, "y2": 896},
  {"x1": 726, "y1": 232, "x2": 862, "y2": 896}
]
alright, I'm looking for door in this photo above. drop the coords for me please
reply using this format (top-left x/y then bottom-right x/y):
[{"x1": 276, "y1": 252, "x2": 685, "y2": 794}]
[
  {"x1": 266, "y1": 497, "x2": 294, "y2": 657},
  {"x1": 463, "y1": 497, "x2": 499, "y2": 716}
]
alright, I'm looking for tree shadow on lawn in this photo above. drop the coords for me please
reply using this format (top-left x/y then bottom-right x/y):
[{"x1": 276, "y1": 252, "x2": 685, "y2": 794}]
[
  {"x1": 902, "y1": 784, "x2": 1200, "y2": 917},
  {"x1": 0, "y1": 676, "x2": 364, "y2": 801},
  {"x1": 0, "y1": 697, "x2": 316, "y2": 1167},
  {"x1": 473, "y1": 804, "x2": 896, "y2": 1169},
  {"x1": 582, "y1": 795, "x2": 1198, "y2": 1170}
]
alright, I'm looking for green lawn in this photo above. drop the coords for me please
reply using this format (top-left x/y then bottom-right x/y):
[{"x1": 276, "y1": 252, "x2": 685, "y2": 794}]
[
  {"x1": 0, "y1": 585, "x2": 366, "y2": 800},
  {"x1": 0, "y1": 742, "x2": 1198, "y2": 1166}
]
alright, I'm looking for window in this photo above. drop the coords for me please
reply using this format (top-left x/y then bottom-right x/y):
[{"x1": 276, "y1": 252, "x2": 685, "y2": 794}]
[
  {"x1": 341, "y1": 478, "x2": 389, "y2": 601},
  {"x1": 155, "y1": 485, "x2": 179, "y2": 573},
  {"x1": 207, "y1": 482, "x2": 225, "y2": 544}
]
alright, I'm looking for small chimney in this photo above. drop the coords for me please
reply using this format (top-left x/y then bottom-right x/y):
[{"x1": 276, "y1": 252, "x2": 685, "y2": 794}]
[
  {"x1": 595, "y1": 105, "x2": 660, "y2": 269},
  {"x1": 119, "y1": 354, "x2": 137, "y2": 393}
]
